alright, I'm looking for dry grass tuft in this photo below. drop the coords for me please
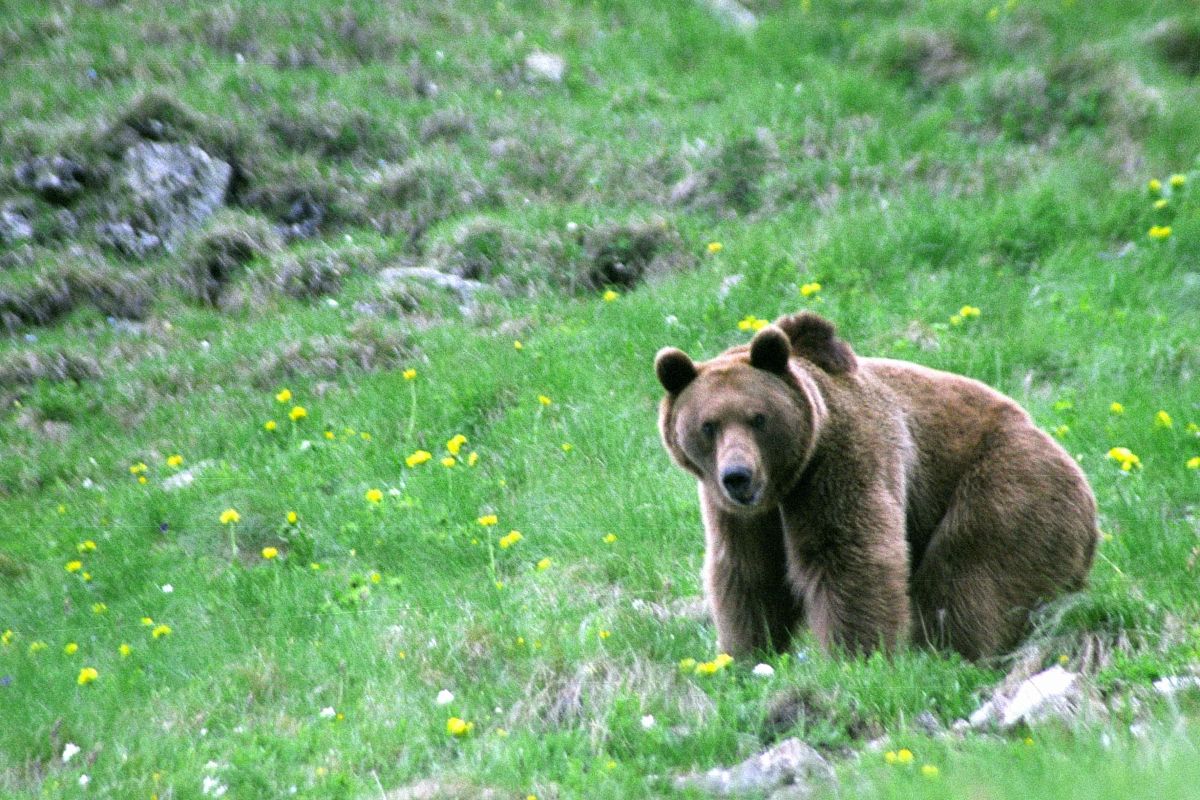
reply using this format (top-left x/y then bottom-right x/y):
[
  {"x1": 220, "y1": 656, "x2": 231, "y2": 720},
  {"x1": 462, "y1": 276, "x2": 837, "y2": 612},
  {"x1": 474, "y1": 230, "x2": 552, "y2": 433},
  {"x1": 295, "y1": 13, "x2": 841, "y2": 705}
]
[{"x1": 180, "y1": 211, "x2": 281, "y2": 305}]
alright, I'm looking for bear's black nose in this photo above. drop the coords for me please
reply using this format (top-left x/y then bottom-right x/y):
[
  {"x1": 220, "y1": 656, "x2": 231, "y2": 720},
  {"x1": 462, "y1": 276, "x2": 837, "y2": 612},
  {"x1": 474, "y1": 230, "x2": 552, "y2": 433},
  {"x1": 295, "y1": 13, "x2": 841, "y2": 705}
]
[{"x1": 721, "y1": 466, "x2": 755, "y2": 504}]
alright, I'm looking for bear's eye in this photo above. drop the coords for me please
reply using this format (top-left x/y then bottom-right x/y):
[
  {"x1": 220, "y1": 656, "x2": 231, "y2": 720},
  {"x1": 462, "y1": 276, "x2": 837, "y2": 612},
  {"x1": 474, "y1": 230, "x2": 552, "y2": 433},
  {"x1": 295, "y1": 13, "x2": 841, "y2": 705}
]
[
  {"x1": 750, "y1": 413, "x2": 767, "y2": 430},
  {"x1": 700, "y1": 421, "x2": 717, "y2": 439}
]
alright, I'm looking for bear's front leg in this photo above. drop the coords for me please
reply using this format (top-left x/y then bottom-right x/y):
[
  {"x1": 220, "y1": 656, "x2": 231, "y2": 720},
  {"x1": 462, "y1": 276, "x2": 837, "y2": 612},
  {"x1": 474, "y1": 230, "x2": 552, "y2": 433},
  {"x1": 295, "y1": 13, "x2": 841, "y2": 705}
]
[
  {"x1": 699, "y1": 487, "x2": 802, "y2": 657},
  {"x1": 780, "y1": 495, "x2": 911, "y2": 655}
]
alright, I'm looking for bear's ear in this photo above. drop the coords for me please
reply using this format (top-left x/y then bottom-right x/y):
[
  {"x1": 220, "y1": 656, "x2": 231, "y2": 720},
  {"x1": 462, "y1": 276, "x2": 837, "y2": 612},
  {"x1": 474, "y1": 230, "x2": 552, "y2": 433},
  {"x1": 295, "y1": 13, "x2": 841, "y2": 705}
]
[
  {"x1": 655, "y1": 347, "x2": 698, "y2": 395},
  {"x1": 772, "y1": 311, "x2": 857, "y2": 374},
  {"x1": 749, "y1": 325, "x2": 791, "y2": 375}
]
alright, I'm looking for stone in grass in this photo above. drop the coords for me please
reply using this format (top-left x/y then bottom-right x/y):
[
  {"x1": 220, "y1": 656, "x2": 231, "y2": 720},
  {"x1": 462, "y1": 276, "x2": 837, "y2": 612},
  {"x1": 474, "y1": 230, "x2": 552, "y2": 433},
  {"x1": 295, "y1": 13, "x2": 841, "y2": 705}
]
[
  {"x1": 14, "y1": 155, "x2": 88, "y2": 205},
  {"x1": 377, "y1": 267, "x2": 485, "y2": 310},
  {"x1": 121, "y1": 142, "x2": 232, "y2": 248},
  {"x1": 524, "y1": 51, "x2": 566, "y2": 83},
  {"x1": 673, "y1": 738, "x2": 836, "y2": 798},
  {"x1": 1152, "y1": 676, "x2": 1200, "y2": 696},
  {"x1": 0, "y1": 204, "x2": 33, "y2": 244},
  {"x1": 969, "y1": 665, "x2": 1102, "y2": 730}
]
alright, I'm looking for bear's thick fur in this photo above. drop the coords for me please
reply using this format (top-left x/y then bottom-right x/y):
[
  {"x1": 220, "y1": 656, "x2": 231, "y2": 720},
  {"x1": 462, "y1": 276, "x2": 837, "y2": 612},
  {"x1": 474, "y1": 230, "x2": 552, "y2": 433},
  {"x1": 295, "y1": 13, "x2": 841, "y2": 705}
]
[{"x1": 655, "y1": 311, "x2": 1097, "y2": 660}]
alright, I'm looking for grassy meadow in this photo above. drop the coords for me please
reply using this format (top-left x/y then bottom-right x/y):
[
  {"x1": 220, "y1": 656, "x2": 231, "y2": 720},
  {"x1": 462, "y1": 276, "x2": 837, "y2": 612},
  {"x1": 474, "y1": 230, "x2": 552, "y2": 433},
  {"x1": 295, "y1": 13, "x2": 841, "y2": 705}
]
[{"x1": 1, "y1": 0, "x2": 1200, "y2": 797}]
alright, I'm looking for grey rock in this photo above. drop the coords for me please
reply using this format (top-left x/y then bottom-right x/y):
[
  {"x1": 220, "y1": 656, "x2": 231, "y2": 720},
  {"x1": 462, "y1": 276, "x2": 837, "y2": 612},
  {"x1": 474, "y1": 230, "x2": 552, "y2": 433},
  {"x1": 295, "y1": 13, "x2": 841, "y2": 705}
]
[
  {"x1": 0, "y1": 205, "x2": 33, "y2": 243},
  {"x1": 161, "y1": 460, "x2": 213, "y2": 492},
  {"x1": 96, "y1": 221, "x2": 162, "y2": 259},
  {"x1": 120, "y1": 142, "x2": 232, "y2": 247},
  {"x1": 15, "y1": 155, "x2": 87, "y2": 204},
  {"x1": 1152, "y1": 676, "x2": 1200, "y2": 696},
  {"x1": 378, "y1": 266, "x2": 484, "y2": 303},
  {"x1": 913, "y1": 710, "x2": 943, "y2": 736},
  {"x1": 524, "y1": 51, "x2": 566, "y2": 83},
  {"x1": 674, "y1": 738, "x2": 835, "y2": 797},
  {"x1": 55, "y1": 209, "x2": 79, "y2": 237},
  {"x1": 278, "y1": 196, "x2": 325, "y2": 241},
  {"x1": 700, "y1": 0, "x2": 758, "y2": 31},
  {"x1": 969, "y1": 665, "x2": 1103, "y2": 730}
]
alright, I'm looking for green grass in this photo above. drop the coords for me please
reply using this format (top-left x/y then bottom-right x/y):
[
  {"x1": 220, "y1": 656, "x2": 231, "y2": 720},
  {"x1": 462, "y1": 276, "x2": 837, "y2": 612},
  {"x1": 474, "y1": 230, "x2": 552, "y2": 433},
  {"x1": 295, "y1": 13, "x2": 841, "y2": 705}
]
[{"x1": 2, "y1": 0, "x2": 1200, "y2": 797}]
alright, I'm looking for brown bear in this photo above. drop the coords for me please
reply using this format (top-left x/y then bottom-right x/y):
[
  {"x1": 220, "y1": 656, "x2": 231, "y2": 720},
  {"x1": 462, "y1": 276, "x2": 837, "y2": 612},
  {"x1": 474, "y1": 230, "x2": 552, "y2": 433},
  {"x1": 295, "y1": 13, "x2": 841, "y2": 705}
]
[{"x1": 655, "y1": 311, "x2": 1097, "y2": 661}]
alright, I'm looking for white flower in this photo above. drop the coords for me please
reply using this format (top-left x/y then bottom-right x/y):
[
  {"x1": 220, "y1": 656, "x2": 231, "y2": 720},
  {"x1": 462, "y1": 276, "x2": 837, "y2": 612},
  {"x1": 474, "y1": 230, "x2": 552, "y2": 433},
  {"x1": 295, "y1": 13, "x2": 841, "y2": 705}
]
[
  {"x1": 319, "y1": 707, "x2": 336, "y2": 719},
  {"x1": 62, "y1": 743, "x2": 81, "y2": 763},
  {"x1": 78, "y1": 774, "x2": 90, "y2": 788},
  {"x1": 640, "y1": 714, "x2": 656, "y2": 730},
  {"x1": 202, "y1": 775, "x2": 228, "y2": 797},
  {"x1": 752, "y1": 663, "x2": 775, "y2": 678},
  {"x1": 435, "y1": 689, "x2": 454, "y2": 706},
  {"x1": 161, "y1": 584, "x2": 173, "y2": 594}
]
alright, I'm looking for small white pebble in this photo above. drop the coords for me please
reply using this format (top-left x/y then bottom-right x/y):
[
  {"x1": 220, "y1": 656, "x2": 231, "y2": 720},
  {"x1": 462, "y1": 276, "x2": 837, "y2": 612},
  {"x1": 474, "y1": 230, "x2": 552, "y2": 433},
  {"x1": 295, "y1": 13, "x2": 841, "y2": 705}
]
[
  {"x1": 436, "y1": 689, "x2": 455, "y2": 706},
  {"x1": 752, "y1": 663, "x2": 775, "y2": 678},
  {"x1": 299, "y1": 440, "x2": 313, "y2": 451},
  {"x1": 641, "y1": 714, "x2": 656, "y2": 730},
  {"x1": 161, "y1": 584, "x2": 173, "y2": 593},
  {"x1": 319, "y1": 707, "x2": 336, "y2": 719},
  {"x1": 78, "y1": 774, "x2": 90, "y2": 788}
]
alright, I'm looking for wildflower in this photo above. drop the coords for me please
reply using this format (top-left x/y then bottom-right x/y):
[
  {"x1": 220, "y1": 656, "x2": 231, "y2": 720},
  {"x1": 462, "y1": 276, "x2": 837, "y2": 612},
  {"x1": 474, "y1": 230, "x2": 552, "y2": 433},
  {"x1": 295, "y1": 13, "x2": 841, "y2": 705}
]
[
  {"x1": 737, "y1": 315, "x2": 767, "y2": 332},
  {"x1": 599, "y1": 629, "x2": 611, "y2": 640},
  {"x1": 138, "y1": 475, "x2": 148, "y2": 485},
  {"x1": 264, "y1": 420, "x2": 277, "y2": 431},
  {"x1": 29, "y1": 641, "x2": 47, "y2": 654},
  {"x1": 1187, "y1": 457, "x2": 1200, "y2": 470},
  {"x1": 561, "y1": 443, "x2": 573, "y2": 452},
  {"x1": 1170, "y1": 173, "x2": 1187, "y2": 188},
  {"x1": 441, "y1": 457, "x2": 456, "y2": 468},
  {"x1": 603, "y1": 533, "x2": 618, "y2": 544},
  {"x1": 986, "y1": 6, "x2": 999, "y2": 21},
  {"x1": 62, "y1": 743, "x2": 81, "y2": 763},
  {"x1": 0, "y1": 630, "x2": 11, "y2": 646},
  {"x1": 324, "y1": 430, "x2": 335, "y2": 440},
  {"x1": 1107, "y1": 447, "x2": 1141, "y2": 471},
  {"x1": 219, "y1": 508, "x2": 240, "y2": 524},
  {"x1": 1156, "y1": 410, "x2": 1174, "y2": 429},
  {"x1": 1148, "y1": 178, "x2": 1162, "y2": 193},
  {"x1": 402, "y1": 368, "x2": 417, "y2": 380},
  {"x1": 66, "y1": 560, "x2": 82, "y2": 573},
  {"x1": 119, "y1": 644, "x2": 131, "y2": 658},
  {"x1": 446, "y1": 717, "x2": 474, "y2": 736},
  {"x1": 896, "y1": 748, "x2": 914, "y2": 764},
  {"x1": 478, "y1": 514, "x2": 499, "y2": 527},
  {"x1": 77, "y1": 667, "x2": 98, "y2": 685},
  {"x1": 289, "y1": 406, "x2": 307, "y2": 422},
  {"x1": 261, "y1": 547, "x2": 278, "y2": 560},
  {"x1": 1154, "y1": 198, "x2": 1169, "y2": 210},
  {"x1": 365, "y1": 488, "x2": 384, "y2": 504},
  {"x1": 495, "y1": 728, "x2": 510, "y2": 738},
  {"x1": 921, "y1": 764, "x2": 939, "y2": 778},
  {"x1": 1110, "y1": 402, "x2": 1125, "y2": 415},
  {"x1": 536, "y1": 557, "x2": 552, "y2": 572},
  {"x1": 91, "y1": 602, "x2": 107, "y2": 614},
  {"x1": 707, "y1": 241, "x2": 723, "y2": 254},
  {"x1": 82, "y1": 572, "x2": 91, "y2": 582},
  {"x1": 602, "y1": 289, "x2": 619, "y2": 302},
  {"x1": 713, "y1": 653, "x2": 733, "y2": 669},
  {"x1": 130, "y1": 462, "x2": 148, "y2": 475},
  {"x1": 370, "y1": 572, "x2": 381, "y2": 584},
  {"x1": 287, "y1": 511, "x2": 298, "y2": 524},
  {"x1": 360, "y1": 431, "x2": 371, "y2": 441},
  {"x1": 499, "y1": 531, "x2": 523, "y2": 549},
  {"x1": 276, "y1": 389, "x2": 292, "y2": 403},
  {"x1": 1058, "y1": 654, "x2": 1069, "y2": 665},
  {"x1": 679, "y1": 658, "x2": 697, "y2": 672},
  {"x1": 467, "y1": 451, "x2": 479, "y2": 467},
  {"x1": 640, "y1": 714, "x2": 655, "y2": 729},
  {"x1": 167, "y1": 454, "x2": 184, "y2": 468},
  {"x1": 405, "y1": 450, "x2": 432, "y2": 468},
  {"x1": 320, "y1": 706, "x2": 336, "y2": 719},
  {"x1": 1052, "y1": 425, "x2": 1069, "y2": 438},
  {"x1": 513, "y1": 340, "x2": 524, "y2": 350},
  {"x1": 752, "y1": 663, "x2": 775, "y2": 677},
  {"x1": 436, "y1": 689, "x2": 455, "y2": 706},
  {"x1": 800, "y1": 282, "x2": 821, "y2": 297},
  {"x1": 151, "y1": 624, "x2": 172, "y2": 639},
  {"x1": 447, "y1": 434, "x2": 467, "y2": 455},
  {"x1": 884, "y1": 751, "x2": 898, "y2": 764},
  {"x1": 1149, "y1": 225, "x2": 1172, "y2": 240},
  {"x1": 64, "y1": 642, "x2": 78, "y2": 655},
  {"x1": 538, "y1": 395, "x2": 552, "y2": 406},
  {"x1": 1024, "y1": 737, "x2": 1035, "y2": 746}
]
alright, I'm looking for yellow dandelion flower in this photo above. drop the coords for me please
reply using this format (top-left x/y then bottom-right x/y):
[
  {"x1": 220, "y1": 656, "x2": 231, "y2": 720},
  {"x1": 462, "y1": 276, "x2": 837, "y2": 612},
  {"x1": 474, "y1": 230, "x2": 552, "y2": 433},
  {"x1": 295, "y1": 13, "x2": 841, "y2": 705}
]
[
  {"x1": 311, "y1": 562, "x2": 321, "y2": 571},
  {"x1": 64, "y1": 642, "x2": 79, "y2": 655},
  {"x1": 219, "y1": 508, "x2": 240, "y2": 525},
  {"x1": 694, "y1": 660, "x2": 718, "y2": 675},
  {"x1": 91, "y1": 602, "x2": 107, "y2": 614},
  {"x1": 29, "y1": 641, "x2": 47, "y2": 654},
  {"x1": 959, "y1": 305, "x2": 981, "y2": 319},
  {"x1": 81, "y1": 572, "x2": 91, "y2": 582},
  {"x1": 1058, "y1": 654, "x2": 1069, "y2": 665},
  {"x1": 561, "y1": 443, "x2": 572, "y2": 452},
  {"x1": 1110, "y1": 402, "x2": 1125, "y2": 415},
  {"x1": 370, "y1": 572, "x2": 382, "y2": 584},
  {"x1": 402, "y1": 368, "x2": 417, "y2": 380},
  {"x1": 896, "y1": 748, "x2": 914, "y2": 764},
  {"x1": 0, "y1": 630, "x2": 11, "y2": 646},
  {"x1": 1154, "y1": 198, "x2": 1169, "y2": 210},
  {"x1": 447, "y1": 434, "x2": 468, "y2": 455},
  {"x1": 602, "y1": 289, "x2": 619, "y2": 302},
  {"x1": 1024, "y1": 737, "x2": 1035, "y2": 746},
  {"x1": 606, "y1": 760, "x2": 617, "y2": 770},
  {"x1": 365, "y1": 488, "x2": 384, "y2": 504},
  {"x1": 707, "y1": 241, "x2": 723, "y2": 254},
  {"x1": 737, "y1": 315, "x2": 767, "y2": 332},
  {"x1": 276, "y1": 388, "x2": 292, "y2": 403},
  {"x1": 478, "y1": 514, "x2": 499, "y2": 527},
  {"x1": 151, "y1": 624, "x2": 172, "y2": 639},
  {"x1": 405, "y1": 450, "x2": 433, "y2": 468},
  {"x1": 289, "y1": 406, "x2": 307, "y2": 422},
  {"x1": 538, "y1": 394, "x2": 552, "y2": 406},
  {"x1": 166, "y1": 454, "x2": 183, "y2": 468},
  {"x1": 513, "y1": 340, "x2": 524, "y2": 350},
  {"x1": 262, "y1": 547, "x2": 279, "y2": 560},
  {"x1": 1107, "y1": 447, "x2": 1141, "y2": 471},
  {"x1": 885, "y1": 751, "x2": 898, "y2": 765},
  {"x1": 713, "y1": 653, "x2": 733, "y2": 669},
  {"x1": 603, "y1": 533, "x2": 617, "y2": 544},
  {"x1": 1189, "y1": 422, "x2": 1200, "y2": 434},
  {"x1": 77, "y1": 667, "x2": 99, "y2": 686},
  {"x1": 1155, "y1": 410, "x2": 1174, "y2": 429},
  {"x1": 1149, "y1": 178, "x2": 1162, "y2": 193},
  {"x1": 287, "y1": 511, "x2": 298, "y2": 524},
  {"x1": 1169, "y1": 173, "x2": 1187, "y2": 188},
  {"x1": 446, "y1": 717, "x2": 474, "y2": 737},
  {"x1": 141, "y1": 617, "x2": 153, "y2": 626},
  {"x1": 536, "y1": 557, "x2": 552, "y2": 572},
  {"x1": 1052, "y1": 425, "x2": 1069, "y2": 438},
  {"x1": 599, "y1": 629, "x2": 611, "y2": 640},
  {"x1": 499, "y1": 530, "x2": 523, "y2": 549},
  {"x1": 986, "y1": 6, "x2": 999, "y2": 21},
  {"x1": 921, "y1": 764, "x2": 939, "y2": 778},
  {"x1": 800, "y1": 282, "x2": 821, "y2": 297},
  {"x1": 324, "y1": 430, "x2": 335, "y2": 440},
  {"x1": 129, "y1": 462, "x2": 147, "y2": 475},
  {"x1": 442, "y1": 455, "x2": 457, "y2": 467},
  {"x1": 679, "y1": 657, "x2": 697, "y2": 672},
  {"x1": 119, "y1": 644, "x2": 132, "y2": 658},
  {"x1": 1149, "y1": 225, "x2": 1172, "y2": 240},
  {"x1": 138, "y1": 475, "x2": 148, "y2": 485},
  {"x1": 264, "y1": 420, "x2": 277, "y2": 431},
  {"x1": 66, "y1": 560, "x2": 82, "y2": 573},
  {"x1": 1187, "y1": 456, "x2": 1200, "y2": 470},
  {"x1": 78, "y1": 540, "x2": 96, "y2": 553},
  {"x1": 360, "y1": 431, "x2": 371, "y2": 441},
  {"x1": 467, "y1": 451, "x2": 479, "y2": 467}
]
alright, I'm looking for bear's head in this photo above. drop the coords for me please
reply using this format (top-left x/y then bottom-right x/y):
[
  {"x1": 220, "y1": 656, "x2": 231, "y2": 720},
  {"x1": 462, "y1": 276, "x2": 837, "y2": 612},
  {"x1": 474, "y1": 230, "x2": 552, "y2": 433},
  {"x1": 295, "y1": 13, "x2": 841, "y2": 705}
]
[{"x1": 655, "y1": 312, "x2": 856, "y2": 512}]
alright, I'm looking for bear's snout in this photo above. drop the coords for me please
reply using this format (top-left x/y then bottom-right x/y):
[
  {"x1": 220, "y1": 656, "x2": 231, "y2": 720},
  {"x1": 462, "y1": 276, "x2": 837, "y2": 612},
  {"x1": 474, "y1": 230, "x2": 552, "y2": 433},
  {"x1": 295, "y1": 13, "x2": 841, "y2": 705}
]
[{"x1": 720, "y1": 465, "x2": 758, "y2": 506}]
